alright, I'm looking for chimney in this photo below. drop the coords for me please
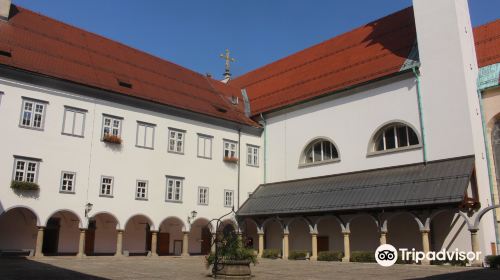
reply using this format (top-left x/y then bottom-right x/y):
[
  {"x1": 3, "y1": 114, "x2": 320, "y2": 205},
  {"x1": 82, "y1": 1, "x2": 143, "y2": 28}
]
[{"x1": 0, "y1": 0, "x2": 11, "y2": 21}]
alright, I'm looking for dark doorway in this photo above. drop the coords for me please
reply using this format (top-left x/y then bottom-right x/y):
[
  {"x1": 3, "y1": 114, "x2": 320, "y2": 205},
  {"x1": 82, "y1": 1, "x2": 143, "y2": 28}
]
[
  {"x1": 145, "y1": 224, "x2": 151, "y2": 252},
  {"x1": 318, "y1": 236, "x2": 329, "y2": 252},
  {"x1": 201, "y1": 227, "x2": 211, "y2": 254},
  {"x1": 157, "y1": 232, "x2": 170, "y2": 255},
  {"x1": 42, "y1": 218, "x2": 60, "y2": 255},
  {"x1": 85, "y1": 220, "x2": 96, "y2": 256}
]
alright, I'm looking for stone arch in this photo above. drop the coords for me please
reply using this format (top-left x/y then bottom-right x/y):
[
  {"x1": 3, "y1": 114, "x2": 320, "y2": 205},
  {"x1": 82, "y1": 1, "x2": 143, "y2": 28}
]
[
  {"x1": 262, "y1": 217, "x2": 284, "y2": 231},
  {"x1": 345, "y1": 214, "x2": 379, "y2": 232},
  {"x1": 0, "y1": 206, "x2": 40, "y2": 253},
  {"x1": 88, "y1": 212, "x2": 120, "y2": 255},
  {"x1": 262, "y1": 217, "x2": 284, "y2": 251},
  {"x1": 385, "y1": 211, "x2": 423, "y2": 251},
  {"x1": 286, "y1": 216, "x2": 314, "y2": 232},
  {"x1": 123, "y1": 214, "x2": 155, "y2": 255},
  {"x1": 428, "y1": 209, "x2": 467, "y2": 251},
  {"x1": 44, "y1": 209, "x2": 83, "y2": 255},
  {"x1": 90, "y1": 211, "x2": 120, "y2": 229},
  {"x1": 239, "y1": 218, "x2": 259, "y2": 251},
  {"x1": 299, "y1": 136, "x2": 341, "y2": 164},
  {"x1": 45, "y1": 209, "x2": 83, "y2": 228},
  {"x1": 315, "y1": 215, "x2": 344, "y2": 252},
  {"x1": 288, "y1": 217, "x2": 312, "y2": 253},
  {"x1": 188, "y1": 217, "x2": 212, "y2": 255},
  {"x1": 367, "y1": 119, "x2": 422, "y2": 154},
  {"x1": 347, "y1": 214, "x2": 380, "y2": 251},
  {"x1": 158, "y1": 216, "x2": 185, "y2": 256}
]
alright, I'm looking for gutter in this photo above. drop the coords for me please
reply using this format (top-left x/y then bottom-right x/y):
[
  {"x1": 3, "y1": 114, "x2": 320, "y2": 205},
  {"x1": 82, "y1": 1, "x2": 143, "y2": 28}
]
[
  {"x1": 237, "y1": 128, "x2": 241, "y2": 209},
  {"x1": 412, "y1": 67, "x2": 427, "y2": 164},
  {"x1": 260, "y1": 113, "x2": 267, "y2": 184},
  {"x1": 477, "y1": 88, "x2": 500, "y2": 252}
]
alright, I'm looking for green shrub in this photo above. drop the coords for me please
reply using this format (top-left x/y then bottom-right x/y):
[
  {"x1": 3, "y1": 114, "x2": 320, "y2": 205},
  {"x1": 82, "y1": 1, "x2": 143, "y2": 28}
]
[
  {"x1": 485, "y1": 255, "x2": 500, "y2": 268},
  {"x1": 262, "y1": 249, "x2": 280, "y2": 259},
  {"x1": 318, "y1": 251, "x2": 343, "y2": 261},
  {"x1": 288, "y1": 250, "x2": 308, "y2": 260},
  {"x1": 205, "y1": 232, "x2": 257, "y2": 269},
  {"x1": 10, "y1": 180, "x2": 39, "y2": 191},
  {"x1": 350, "y1": 251, "x2": 376, "y2": 263},
  {"x1": 430, "y1": 254, "x2": 467, "y2": 266}
]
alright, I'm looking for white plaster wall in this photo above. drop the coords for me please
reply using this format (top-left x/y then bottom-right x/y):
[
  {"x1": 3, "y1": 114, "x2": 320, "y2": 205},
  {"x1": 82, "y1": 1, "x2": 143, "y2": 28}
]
[
  {"x1": 264, "y1": 221, "x2": 282, "y2": 251},
  {"x1": 431, "y1": 212, "x2": 470, "y2": 253},
  {"x1": 123, "y1": 216, "x2": 149, "y2": 253},
  {"x1": 288, "y1": 219, "x2": 311, "y2": 252},
  {"x1": 0, "y1": 76, "x2": 262, "y2": 252},
  {"x1": 264, "y1": 75, "x2": 422, "y2": 183},
  {"x1": 53, "y1": 212, "x2": 79, "y2": 253}
]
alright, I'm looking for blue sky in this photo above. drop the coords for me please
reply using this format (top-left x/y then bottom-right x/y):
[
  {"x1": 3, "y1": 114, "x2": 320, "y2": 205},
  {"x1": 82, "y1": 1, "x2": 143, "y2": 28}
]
[{"x1": 14, "y1": 0, "x2": 500, "y2": 79}]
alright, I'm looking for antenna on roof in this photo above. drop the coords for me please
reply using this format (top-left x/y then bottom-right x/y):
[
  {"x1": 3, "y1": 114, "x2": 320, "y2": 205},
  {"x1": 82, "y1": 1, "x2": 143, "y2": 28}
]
[{"x1": 220, "y1": 49, "x2": 235, "y2": 83}]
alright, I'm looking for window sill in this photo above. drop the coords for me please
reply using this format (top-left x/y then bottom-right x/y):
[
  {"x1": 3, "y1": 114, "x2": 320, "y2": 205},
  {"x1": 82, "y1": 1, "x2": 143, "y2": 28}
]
[
  {"x1": 168, "y1": 150, "x2": 184, "y2": 155},
  {"x1": 246, "y1": 164, "x2": 259, "y2": 168},
  {"x1": 99, "y1": 194, "x2": 113, "y2": 198},
  {"x1": 165, "y1": 200, "x2": 183, "y2": 203},
  {"x1": 198, "y1": 203, "x2": 209, "y2": 206},
  {"x1": 298, "y1": 158, "x2": 340, "y2": 168},
  {"x1": 135, "y1": 145, "x2": 154, "y2": 150},
  {"x1": 197, "y1": 156, "x2": 212, "y2": 160},
  {"x1": 224, "y1": 205, "x2": 233, "y2": 208},
  {"x1": 18, "y1": 125, "x2": 44, "y2": 131},
  {"x1": 366, "y1": 144, "x2": 422, "y2": 157},
  {"x1": 135, "y1": 197, "x2": 148, "y2": 201},
  {"x1": 61, "y1": 132, "x2": 84, "y2": 138},
  {"x1": 59, "y1": 190, "x2": 75, "y2": 194}
]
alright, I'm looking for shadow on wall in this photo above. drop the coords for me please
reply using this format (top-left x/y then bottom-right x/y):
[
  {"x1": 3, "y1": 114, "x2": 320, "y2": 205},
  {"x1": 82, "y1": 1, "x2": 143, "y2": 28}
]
[
  {"x1": 406, "y1": 268, "x2": 500, "y2": 280},
  {"x1": 0, "y1": 257, "x2": 109, "y2": 280}
]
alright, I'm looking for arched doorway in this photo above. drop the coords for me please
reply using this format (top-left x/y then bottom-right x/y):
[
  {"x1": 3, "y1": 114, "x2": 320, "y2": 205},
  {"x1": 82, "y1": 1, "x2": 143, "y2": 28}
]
[
  {"x1": 241, "y1": 218, "x2": 258, "y2": 251},
  {"x1": 0, "y1": 207, "x2": 39, "y2": 255},
  {"x1": 158, "y1": 217, "x2": 184, "y2": 256},
  {"x1": 44, "y1": 210, "x2": 81, "y2": 255},
  {"x1": 123, "y1": 214, "x2": 153, "y2": 256},
  {"x1": 188, "y1": 218, "x2": 212, "y2": 255},
  {"x1": 316, "y1": 216, "x2": 343, "y2": 252},
  {"x1": 87, "y1": 212, "x2": 119, "y2": 256}
]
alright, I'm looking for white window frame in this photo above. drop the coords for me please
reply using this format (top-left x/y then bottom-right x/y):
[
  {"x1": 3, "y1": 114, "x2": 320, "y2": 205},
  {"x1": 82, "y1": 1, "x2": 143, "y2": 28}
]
[
  {"x1": 371, "y1": 123, "x2": 420, "y2": 153},
  {"x1": 224, "y1": 189, "x2": 234, "y2": 208},
  {"x1": 303, "y1": 139, "x2": 339, "y2": 165},
  {"x1": 165, "y1": 176, "x2": 183, "y2": 202},
  {"x1": 246, "y1": 144, "x2": 259, "y2": 167},
  {"x1": 197, "y1": 133, "x2": 213, "y2": 159},
  {"x1": 136, "y1": 121, "x2": 156, "y2": 149},
  {"x1": 168, "y1": 128, "x2": 186, "y2": 154},
  {"x1": 135, "y1": 180, "x2": 148, "y2": 200},
  {"x1": 60, "y1": 171, "x2": 76, "y2": 193},
  {"x1": 12, "y1": 156, "x2": 40, "y2": 183},
  {"x1": 100, "y1": 176, "x2": 114, "y2": 197},
  {"x1": 102, "y1": 114, "x2": 123, "y2": 139},
  {"x1": 198, "y1": 186, "x2": 209, "y2": 206},
  {"x1": 19, "y1": 97, "x2": 48, "y2": 130},
  {"x1": 62, "y1": 106, "x2": 87, "y2": 137},
  {"x1": 223, "y1": 140, "x2": 238, "y2": 159}
]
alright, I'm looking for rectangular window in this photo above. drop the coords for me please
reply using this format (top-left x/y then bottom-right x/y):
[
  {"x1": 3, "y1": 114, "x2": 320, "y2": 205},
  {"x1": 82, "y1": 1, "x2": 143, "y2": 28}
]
[
  {"x1": 246, "y1": 145, "x2": 259, "y2": 167},
  {"x1": 100, "y1": 176, "x2": 114, "y2": 197},
  {"x1": 13, "y1": 157, "x2": 40, "y2": 183},
  {"x1": 197, "y1": 134, "x2": 213, "y2": 159},
  {"x1": 224, "y1": 190, "x2": 234, "y2": 207},
  {"x1": 166, "y1": 176, "x2": 183, "y2": 202},
  {"x1": 102, "y1": 115, "x2": 122, "y2": 138},
  {"x1": 20, "y1": 98, "x2": 47, "y2": 130},
  {"x1": 60, "y1": 171, "x2": 76, "y2": 193},
  {"x1": 168, "y1": 128, "x2": 185, "y2": 154},
  {"x1": 198, "y1": 187, "x2": 209, "y2": 205},
  {"x1": 223, "y1": 140, "x2": 238, "y2": 159},
  {"x1": 62, "y1": 106, "x2": 86, "y2": 137},
  {"x1": 136, "y1": 122, "x2": 155, "y2": 149},
  {"x1": 136, "y1": 180, "x2": 148, "y2": 200}
]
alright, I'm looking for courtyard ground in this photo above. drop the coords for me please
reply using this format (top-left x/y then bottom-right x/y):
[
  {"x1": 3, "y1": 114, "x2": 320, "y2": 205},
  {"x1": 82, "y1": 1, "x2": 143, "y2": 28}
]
[{"x1": 0, "y1": 256, "x2": 499, "y2": 280}]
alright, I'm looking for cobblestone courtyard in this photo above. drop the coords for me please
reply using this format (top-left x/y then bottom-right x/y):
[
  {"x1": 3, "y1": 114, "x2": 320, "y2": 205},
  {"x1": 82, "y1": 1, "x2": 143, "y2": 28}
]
[{"x1": 0, "y1": 256, "x2": 499, "y2": 280}]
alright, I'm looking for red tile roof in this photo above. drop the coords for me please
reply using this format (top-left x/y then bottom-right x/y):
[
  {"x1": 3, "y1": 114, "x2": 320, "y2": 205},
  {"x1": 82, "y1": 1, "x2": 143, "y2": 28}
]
[
  {"x1": 474, "y1": 19, "x2": 500, "y2": 68},
  {"x1": 0, "y1": 6, "x2": 256, "y2": 127},
  {"x1": 231, "y1": 7, "x2": 417, "y2": 116}
]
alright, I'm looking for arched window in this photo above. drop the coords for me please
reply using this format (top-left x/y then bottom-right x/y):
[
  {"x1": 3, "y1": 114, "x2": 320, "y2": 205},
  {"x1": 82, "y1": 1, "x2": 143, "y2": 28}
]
[
  {"x1": 372, "y1": 122, "x2": 419, "y2": 152},
  {"x1": 302, "y1": 139, "x2": 339, "y2": 164}
]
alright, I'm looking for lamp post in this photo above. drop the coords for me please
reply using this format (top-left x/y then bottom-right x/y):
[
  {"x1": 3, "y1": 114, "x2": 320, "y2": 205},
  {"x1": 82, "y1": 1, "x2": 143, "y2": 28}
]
[
  {"x1": 187, "y1": 210, "x2": 198, "y2": 225},
  {"x1": 84, "y1": 202, "x2": 93, "y2": 218}
]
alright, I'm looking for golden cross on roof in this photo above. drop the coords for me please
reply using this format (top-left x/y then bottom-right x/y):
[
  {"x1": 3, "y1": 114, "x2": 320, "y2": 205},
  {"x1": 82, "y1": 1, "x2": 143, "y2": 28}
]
[{"x1": 220, "y1": 49, "x2": 236, "y2": 79}]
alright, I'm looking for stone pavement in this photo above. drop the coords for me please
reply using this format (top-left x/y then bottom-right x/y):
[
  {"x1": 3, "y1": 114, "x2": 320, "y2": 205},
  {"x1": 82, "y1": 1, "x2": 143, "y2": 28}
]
[{"x1": 0, "y1": 256, "x2": 499, "y2": 280}]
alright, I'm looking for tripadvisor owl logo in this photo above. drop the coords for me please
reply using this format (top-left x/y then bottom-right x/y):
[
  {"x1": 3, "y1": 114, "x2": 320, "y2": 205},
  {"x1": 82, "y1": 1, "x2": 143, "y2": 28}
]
[{"x1": 375, "y1": 244, "x2": 398, "y2": 267}]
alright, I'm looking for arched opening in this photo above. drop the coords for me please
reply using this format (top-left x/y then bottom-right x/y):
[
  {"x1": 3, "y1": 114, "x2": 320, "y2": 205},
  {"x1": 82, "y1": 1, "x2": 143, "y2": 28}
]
[
  {"x1": 288, "y1": 218, "x2": 311, "y2": 254},
  {"x1": 158, "y1": 217, "x2": 184, "y2": 256},
  {"x1": 0, "y1": 207, "x2": 38, "y2": 255},
  {"x1": 430, "y1": 210, "x2": 467, "y2": 252},
  {"x1": 87, "y1": 212, "x2": 119, "y2": 256},
  {"x1": 241, "y1": 218, "x2": 258, "y2": 251},
  {"x1": 300, "y1": 138, "x2": 339, "y2": 165},
  {"x1": 263, "y1": 219, "x2": 282, "y2": 252},
  {"x1": 349, "y1": 215, "x2": 379, "y2": 251},
  {"x1": 123, "y1": 214, "x2": 153, "y2": 256},
  {"x1": 316, "y1": 216, "x2": 343, "y2": 252},
  {"x1": 370, "y1": 122, "x2": 420, "y2": 152},
  {"x1": 188, "y1": 218, "x2": 212, "y2": 255},
  {"x1": 387, "y1": 213, "x2": 422, "y2": 251},
  {"x1": 44, "y1": 210, "x2": 81, "y2": 255}
]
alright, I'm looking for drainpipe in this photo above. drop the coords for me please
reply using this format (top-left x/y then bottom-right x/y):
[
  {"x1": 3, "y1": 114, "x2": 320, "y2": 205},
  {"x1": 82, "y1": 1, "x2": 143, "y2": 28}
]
[
  {"x1": 260, "y1": 113, "x2": 267, "y2": 184},
  {"x1": 477, "y1": 89, "x2": 500, "y2": 252},
  {"x1": 237, "y1": 128, "x2": 241, "y2": 209},
  {"x1": 412, "y1": 67, "x2": 427, "y2": 164}
]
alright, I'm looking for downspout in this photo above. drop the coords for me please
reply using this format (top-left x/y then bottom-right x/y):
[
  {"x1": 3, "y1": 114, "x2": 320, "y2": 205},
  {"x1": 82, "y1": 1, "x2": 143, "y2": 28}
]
[
  {"x1": 477, "y1": 89, "x2": 500, "y2": 252},
  {"x1": 260, "y1": 113, "x2": 267, "y2": 184},
  {"x1": 237, "y1": 128, "x2": 241, "y2": 209},
  {"x1": 412, "y1": 67, "x2": 427, "y2": 164}
]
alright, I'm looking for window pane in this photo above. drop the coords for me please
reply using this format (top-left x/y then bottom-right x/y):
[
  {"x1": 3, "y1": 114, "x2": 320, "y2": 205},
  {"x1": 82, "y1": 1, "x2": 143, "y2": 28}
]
[
  {"x1": 408, "y1": 127, "x2": 419, "y2": 145},
  {"x1": 63, "y1": 111, "x2": 75, "y2": 134},
  {"x1": 137, "y1": 124, "x2": 146, "y2": 146},
  {"x1": 323, "y1": 141, "x2": 332, "y2": 160},
  {"x1": 396, "y1": 125, "x2": 409, "y2": 147},
  {"x1": 384, "y1": 127, "x2": 396, "y2": 149},
  {"x1": 145, "y1": 126, "x2": 154, "y2": 148},
  {"x1": 313, "y1": 142, "x2": 322, "y2": 162},
  {"x1": 74, "y1": 112, "x2": 84, "y2": 136}
]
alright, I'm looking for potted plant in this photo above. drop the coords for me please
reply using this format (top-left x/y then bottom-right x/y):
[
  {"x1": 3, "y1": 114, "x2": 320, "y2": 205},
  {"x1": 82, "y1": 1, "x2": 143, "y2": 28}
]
[
  {"x1": 223, "y1": 156, "x2": 238, "y2": 163},
  {"x1": 206, "y1": 232, "x2": 257, "y2": 279},
  {"x1": 103, "y1": 134, "x2": 122, "y2": 144},
  {"x1": 10, "y1": 180, "x2": 39, "y2": 191}
]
